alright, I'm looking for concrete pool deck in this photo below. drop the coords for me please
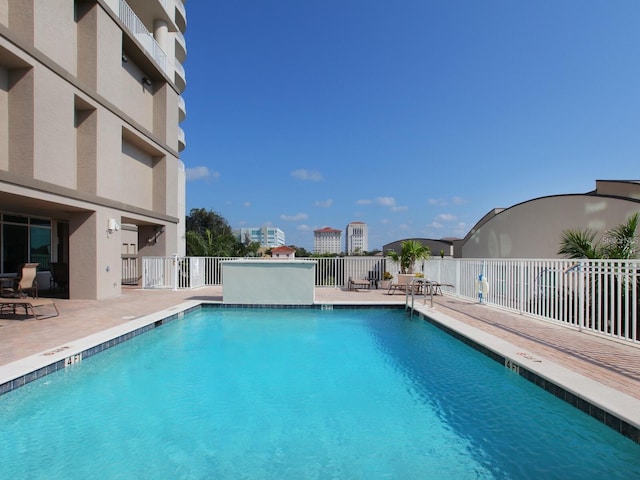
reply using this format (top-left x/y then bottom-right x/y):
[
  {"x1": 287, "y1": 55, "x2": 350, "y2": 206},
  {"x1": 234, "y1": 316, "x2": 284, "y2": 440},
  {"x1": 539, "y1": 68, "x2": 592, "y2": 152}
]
[{"x1": 0, "y1": 285, "x2": 639, "y2": 441}]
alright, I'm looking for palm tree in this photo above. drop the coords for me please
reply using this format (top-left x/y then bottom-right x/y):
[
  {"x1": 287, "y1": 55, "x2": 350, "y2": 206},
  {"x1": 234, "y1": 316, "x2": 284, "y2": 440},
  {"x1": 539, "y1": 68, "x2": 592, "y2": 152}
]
[
  {"x1": 386, "y1": 240, "x2": 431, "y2": 274},
  {"x1": 603, "y1": 212, "x2": 639, "y2": 259},
  {"x1": 558, "y1": 213, "x2": 639, "y2": 337},
  {"x1": 558, "y1": 229, "x2": 604, "y2": 259},
  {"x1": 558, "y1": 213, "x2": 639, "y2": 260},
  {"x1": 186, "y1": 229, "x2": 240, "y2": 257}
]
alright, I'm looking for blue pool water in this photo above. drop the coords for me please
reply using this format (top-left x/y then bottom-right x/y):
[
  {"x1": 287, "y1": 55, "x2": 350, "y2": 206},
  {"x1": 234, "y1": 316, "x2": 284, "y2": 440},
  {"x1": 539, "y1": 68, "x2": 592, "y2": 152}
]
[{"x1": 0, "y1": 307, "x2": 639, "y2": 479}]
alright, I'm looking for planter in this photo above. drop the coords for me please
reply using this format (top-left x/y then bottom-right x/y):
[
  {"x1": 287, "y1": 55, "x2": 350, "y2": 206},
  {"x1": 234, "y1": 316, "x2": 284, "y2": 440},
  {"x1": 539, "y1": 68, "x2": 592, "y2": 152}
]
[
  {"x1": 397, "y1": 273, "x2": 417, "y2": 283},
  {"x1": 379, "y1": 280, "x2": 392, "y2": 289}
]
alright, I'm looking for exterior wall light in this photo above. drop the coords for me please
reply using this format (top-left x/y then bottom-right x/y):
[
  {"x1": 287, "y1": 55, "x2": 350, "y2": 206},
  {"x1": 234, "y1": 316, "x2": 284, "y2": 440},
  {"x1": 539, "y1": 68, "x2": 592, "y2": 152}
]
[{"x1": 107, "y1": 218, "x2": 120, "y2": 233}]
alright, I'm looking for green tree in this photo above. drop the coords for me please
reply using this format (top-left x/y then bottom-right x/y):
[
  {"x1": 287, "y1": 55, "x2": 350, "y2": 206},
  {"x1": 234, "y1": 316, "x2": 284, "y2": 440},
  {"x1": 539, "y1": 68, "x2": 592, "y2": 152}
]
[
  {"x1": 186, "y1": 229, "x2": 240, "y2": 257},
  {"x1": 289, "y1": 245, "x2": 311, "y2": 257},
  {"x1": 186, "y1": 208, "x2": 233, "y2": 238},
  {"x1": 386, "y1": 240, "x2": 431, "y2": 273},
  {"x1": 185, "y1": 208, "x2": 243, "y2": 257}
]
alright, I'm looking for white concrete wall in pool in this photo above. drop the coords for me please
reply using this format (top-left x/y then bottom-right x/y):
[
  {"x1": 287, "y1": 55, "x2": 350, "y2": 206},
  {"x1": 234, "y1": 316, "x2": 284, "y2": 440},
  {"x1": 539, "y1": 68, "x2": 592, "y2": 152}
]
[{"x1": 222, "y1": 260, "x2": 316, "y2": 305}]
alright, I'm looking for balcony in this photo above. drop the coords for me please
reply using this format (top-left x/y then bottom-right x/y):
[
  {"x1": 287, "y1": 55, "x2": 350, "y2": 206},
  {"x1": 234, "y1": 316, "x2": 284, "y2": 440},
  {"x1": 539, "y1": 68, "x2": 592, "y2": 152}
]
[
  {"x1": 174, "y1": 0, "x2": 187, "y2": 32},
  {"x1": 174, "y1": 30, "x2": 186, "y2": 63},
  {"x1": 173, "y1": 59, "x2": 186, "y2": 93},
  {"x1": 125, "y1": 0, "x2": 173, "y2": 29},
  {"x1": 178, "y1": 95, "x2": 186, "y2": 122},
  {"x1": 119, "y1": 0, "x2": 168, "y2": 75},
  {"x1": 178, "y1": 126, "x2": 186, "y2": 152}
]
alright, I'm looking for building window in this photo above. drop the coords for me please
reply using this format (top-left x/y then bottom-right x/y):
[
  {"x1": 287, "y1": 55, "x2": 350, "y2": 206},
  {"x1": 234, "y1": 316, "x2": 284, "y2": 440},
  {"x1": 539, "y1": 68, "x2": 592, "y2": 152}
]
[{"x1": 1, "y1": 214, "x2": 51, "y2": 273}]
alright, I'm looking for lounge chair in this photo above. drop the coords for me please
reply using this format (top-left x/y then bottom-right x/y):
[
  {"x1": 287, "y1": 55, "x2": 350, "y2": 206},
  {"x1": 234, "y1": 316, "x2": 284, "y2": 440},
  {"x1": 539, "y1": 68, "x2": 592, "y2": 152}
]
[
  {"x1": 348, "y1": 277, "x2": 371, "y2": 291},
  {"x1": 387, "y1": 274, "x2": 422, "y2": 295},
  {"x1": 0, "y1": 297, "x2": 59, "y2": 320},
  {"x1": 1, "y1": 263, "x2": 39, "y2": 298}
]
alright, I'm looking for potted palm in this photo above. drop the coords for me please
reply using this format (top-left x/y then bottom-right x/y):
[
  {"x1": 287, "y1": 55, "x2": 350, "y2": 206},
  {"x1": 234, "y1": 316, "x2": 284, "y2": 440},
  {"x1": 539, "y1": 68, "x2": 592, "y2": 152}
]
[{"x1": 386, "y1": 240, "x2": 431, "y2": 282}]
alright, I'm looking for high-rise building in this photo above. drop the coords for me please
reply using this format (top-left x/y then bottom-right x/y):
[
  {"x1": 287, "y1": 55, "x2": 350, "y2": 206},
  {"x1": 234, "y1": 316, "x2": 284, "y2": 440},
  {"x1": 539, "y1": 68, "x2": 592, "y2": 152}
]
[
  {"x1": 0, "y1": 0, "x2": 187, "y2": 299},
  {"x1": 346, "y1": 222, "x2": 368, "y2": 254},
  {"x1": 234, "y1": 227, "x2": 285, "y2": 247},
  {"x1": 314, "y1": 227, "x2": 342, "y2": 254}
]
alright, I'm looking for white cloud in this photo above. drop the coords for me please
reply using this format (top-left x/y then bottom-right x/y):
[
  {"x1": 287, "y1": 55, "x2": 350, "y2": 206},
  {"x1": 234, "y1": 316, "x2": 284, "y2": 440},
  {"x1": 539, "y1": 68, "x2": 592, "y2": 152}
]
[
  {"x1": 452, "y1": 196, "x2": 467, "y2": 205},
  {"x1": 452, "y1": 222, "x2": 468, "y2": 235},
  {"x1": 377, "y1": 197, "x2": 396, "y2": 207},
  {"x1": 291, "y1": 169, "x2": 324, "y2": 181},
  {"x1": 243, "y1": 201, "x2": 251, "y2": 208},
  {"x1": 315, "y1": 199, "x2": 333, "y2": 208},
  {"x1": 392, "y1": 205, "x2": 408, "y2": 212},
  {"x1": 356, "y1": 199, "x2": 372, "y2": 205},
  {"x1": 380, "y1": 218, "x2": 389, "y2": 224},
  {"x1": 186, "y1": 166, "x2": 218, "y2": 181},
  {"x1": 297, "y1": 224, "x2": 312, "y2": 231},
  {"x1": 428, "y1": 221, "x2": 444, "y2": 229},
  {"x1": 280, "y1": 213, "x2": 309, "y2": 221},
  {"x1": 436, "y1": 213, "x2": 456, "y2": 222}
]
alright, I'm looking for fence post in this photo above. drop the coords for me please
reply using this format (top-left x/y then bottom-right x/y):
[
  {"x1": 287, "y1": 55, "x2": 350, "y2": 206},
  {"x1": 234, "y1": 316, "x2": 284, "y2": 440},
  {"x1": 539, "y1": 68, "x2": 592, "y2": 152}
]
[
  {"x1": 578, "y1": 261, "x2": 584, "y2": 332},
  {"x1": 172, "y1": 254, "x2": 179, "y2": 291},
  {"x1": 518, "y1": 261, "x2": 524, "y2": 314}
]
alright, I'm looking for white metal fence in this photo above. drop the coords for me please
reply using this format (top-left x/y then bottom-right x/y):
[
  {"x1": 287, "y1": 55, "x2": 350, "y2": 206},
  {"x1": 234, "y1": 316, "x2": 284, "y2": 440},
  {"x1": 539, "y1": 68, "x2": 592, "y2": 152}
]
[
  {"x1": 141, "y1": 256, "x2": 640, "y2": 344},
  {"x1": 422, "y1": 258, "x2": 640, "y2": 344},
  {"x1": 142, "y1": 256, "x2": 393, "y2": 289}
]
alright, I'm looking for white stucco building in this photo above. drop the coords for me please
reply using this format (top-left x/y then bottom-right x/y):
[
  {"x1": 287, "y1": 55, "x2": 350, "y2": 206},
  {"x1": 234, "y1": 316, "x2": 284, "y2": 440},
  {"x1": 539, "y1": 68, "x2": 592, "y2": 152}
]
[
  {"x1": 234, "y1": 227, "x2": 285, "y2": 248},
  {"x1": 314, "y1": 227, "x2": 342, "y2": 254},
  {"x1": 345, "y1": 221, "x2": 368, "y2": 254}
]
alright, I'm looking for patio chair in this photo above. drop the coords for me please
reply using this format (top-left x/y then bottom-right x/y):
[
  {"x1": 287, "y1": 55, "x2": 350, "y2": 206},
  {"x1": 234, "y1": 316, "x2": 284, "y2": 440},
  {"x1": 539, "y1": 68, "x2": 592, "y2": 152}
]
[
  {"x1": 348, "y1": 277, "x2": 371, "y2": 291},
  {"x1": 2, "y1": 263, "x2": 39, "y2": 298}
]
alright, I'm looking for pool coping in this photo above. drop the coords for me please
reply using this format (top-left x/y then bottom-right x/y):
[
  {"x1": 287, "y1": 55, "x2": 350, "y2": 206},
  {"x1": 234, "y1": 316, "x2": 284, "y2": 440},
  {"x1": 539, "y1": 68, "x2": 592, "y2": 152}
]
[
  {"x1": 413, "y1": 304, "x2": 640, "y2": 444},
  {"x1": 0, "y1": 300, "x2": 638, "y2": 444}
]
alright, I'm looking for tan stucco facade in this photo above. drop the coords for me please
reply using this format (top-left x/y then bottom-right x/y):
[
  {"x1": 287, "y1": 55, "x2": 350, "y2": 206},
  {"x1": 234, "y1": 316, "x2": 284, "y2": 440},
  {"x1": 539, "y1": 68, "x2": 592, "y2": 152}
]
[
  {"x1": 458, "y1": 180, "x2": 640, "y2": 259},
  {"x1": 0, "y1": 0, "x2": 187, "y2": 299}
]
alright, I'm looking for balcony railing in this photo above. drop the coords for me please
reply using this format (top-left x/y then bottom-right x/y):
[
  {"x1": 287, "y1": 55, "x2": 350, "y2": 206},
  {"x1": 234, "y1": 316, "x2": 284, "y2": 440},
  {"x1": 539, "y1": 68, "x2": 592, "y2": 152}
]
[
  {"x1": 174, "y1": 0, "x2": 187, "y2": 31},
  {"x1": 178, "y1": 95, "x2": 186, "y2": 122},
  {"x1": 174, "y1": 30, "x2": 187, "y2": 62},
  {"x1": 173, "y1": 59, "x2": 186, "y2": 92},
  {"x1": 119, "y1": 0, "x2": 168, "y2": 76},
  {"x1": 177, "y1": 126, "x2": 186, "y2": 151}
]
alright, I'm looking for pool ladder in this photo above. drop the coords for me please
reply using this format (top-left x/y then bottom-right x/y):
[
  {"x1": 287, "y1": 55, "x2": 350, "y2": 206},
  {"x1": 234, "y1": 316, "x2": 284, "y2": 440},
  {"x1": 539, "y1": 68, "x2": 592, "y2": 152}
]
[{"x1": 405, "y1": 278, "x2": 434, "y2": 317}]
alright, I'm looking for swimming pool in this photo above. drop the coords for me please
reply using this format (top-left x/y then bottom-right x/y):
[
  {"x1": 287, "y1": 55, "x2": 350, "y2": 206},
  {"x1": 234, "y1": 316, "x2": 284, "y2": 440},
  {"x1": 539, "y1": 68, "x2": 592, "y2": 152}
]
[{"x1": 1, "y1": 307, "x2": 639, "y2": 479}]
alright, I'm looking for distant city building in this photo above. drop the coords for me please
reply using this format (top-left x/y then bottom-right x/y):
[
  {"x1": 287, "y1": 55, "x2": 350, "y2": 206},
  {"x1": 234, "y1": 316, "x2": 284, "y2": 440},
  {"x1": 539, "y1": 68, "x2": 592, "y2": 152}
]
[
  {"x1": 314, "y1": 227, "x2": 342, "y2": 254},
  {"x1": 234, "y1": 227, "x2": 285, "y2": 248},
  {"x1": 346, "y1": 222, "x2": 368, "y2": 254},
  {"x1": 271, "y1": 246, "x2": 296, "y2": 259}
]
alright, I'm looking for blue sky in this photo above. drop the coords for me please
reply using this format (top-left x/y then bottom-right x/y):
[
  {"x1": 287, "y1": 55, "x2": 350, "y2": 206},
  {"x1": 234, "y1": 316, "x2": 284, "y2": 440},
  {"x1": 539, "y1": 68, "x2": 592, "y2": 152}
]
[{"x1": 181, "y1": 1, "x2": 640, "y2": 251}]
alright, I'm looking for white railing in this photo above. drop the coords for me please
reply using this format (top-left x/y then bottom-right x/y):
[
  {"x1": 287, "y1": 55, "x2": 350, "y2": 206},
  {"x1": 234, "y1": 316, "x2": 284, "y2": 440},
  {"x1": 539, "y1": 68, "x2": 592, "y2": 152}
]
[
  {"x1": 141, "y1": 255, "x2": 640, "y2": 344},
  {"x1": 142, "y1": 256, "x2": 391, "y2": 289},
  {"x1": 423, "y1": 258, "x2": 640, "y2": 344},
  {"x1": 119, "y1": 0, "x2": 168, "y2": 75}
]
